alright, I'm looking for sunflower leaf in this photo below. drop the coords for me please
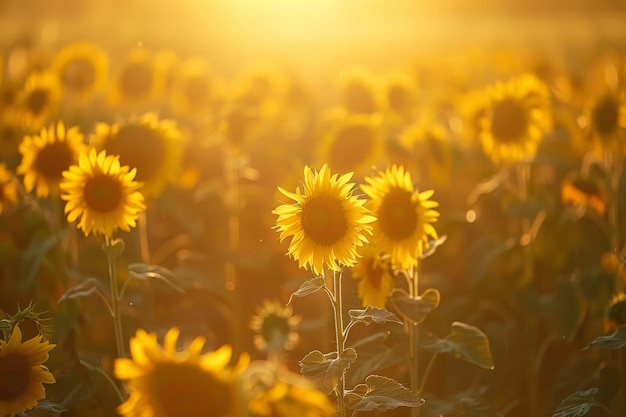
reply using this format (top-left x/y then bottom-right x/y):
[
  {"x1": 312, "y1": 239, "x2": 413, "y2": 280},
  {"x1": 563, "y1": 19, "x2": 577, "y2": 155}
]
[
  {"x1": 22, "y1": 228, "x2": 69, "y2": 289},
  {"x1": 299, "y1": 348, "x2": 357, "y2": 394},
  {"x1": 287, "y1": 276, "x2": 326, "y2": 305},
  {"x1": 390, "y1": 288, "x2": 440, "y2": 325},
  {"x1": 583, "y1": 325, "x2": 626, "y2": 351},
  {"x1": 344, "y1": 375, "x2": 424, "y2": 412},
  {"x1": 421, "y1": 321, "x2": 495, "y2": 370},
  {"x1": 128, "y1": 263, "x2": 185, "y2": 293},
  {"x1": 57, "y1": 278, "x2": 112, "y2": 314},
  {"x1": 35, "y1": 400, "x2": 67, "y2": 413},
  {"x1": 552, "y1": 388, "x2": 602, "y2": 417},
  {"x1": 349, "y1": 306, "x2": 403, "y2": 326},
  {"x1": 420, "y1": 235, "x2": 448, "y2": 259}
]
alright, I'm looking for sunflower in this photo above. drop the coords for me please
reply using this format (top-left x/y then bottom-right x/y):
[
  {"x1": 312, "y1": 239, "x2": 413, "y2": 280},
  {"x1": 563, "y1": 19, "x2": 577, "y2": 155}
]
[
  {"x1": 248, "y1": 379, "x2": 336, "y2": 417},
  {"x1": 360, "y1": 165, "x2": 439, "y2": 270},
  {"x1": 0, "y1": 325, "x2": 56, "y2": 417},
  {"x1": 351, "y1": 246, "x2": 393, "y2": 307},
  {"x1": 317, "y1": 113, "x2": 384, "y2": 177},
  {"x1": 90, "y1": 113, "x2": 184, "y2": 198},
  {"x1": 581, "y1": 89, "x2": 626, "y2": 150},
  {"x1": 17, "y1": 122, "x2": 85, "y2": 198},
  {"x1": 230, "y1": 60, "x2": 289, "y2": 113},
  {"x1": 109, "y1": 48, "x2": 165, "y2": 105},
  {"x1": 114, "y1": 327, "x2": 248, "y2": 417},
  {"x1": 560, "y1": 172, "x2": 607, "y2": 216},
  {"x1": 16, "y1": 71, "x2": 61, "y2": 131},
  {"x1": 53, "y1": 41, "x2": 109, "y2": 98},
  {"x1": 60, "y1": 148, "x2": 146, "y2": 237},
  {"x1": 384, "y1": 71, "x2": 417, "y2": 121},
  {"x1": 479, "y1": 73, "x2": 552, "y2": 164},
  {"x1": 337, "y1": 66, "x2": 382, "y2": 114},
  {"x1": 0, "y1": 164, "x2": 18, "y2": 215},
  {"x1": 169, "y1": 56, "x2": 222, "y2": 117},
  {"x1": 273, "y1": 164, "x2": 375, "y2": 276},
  {"x1": 250, "y1": 300, "x2": 301, "y2": 353}
]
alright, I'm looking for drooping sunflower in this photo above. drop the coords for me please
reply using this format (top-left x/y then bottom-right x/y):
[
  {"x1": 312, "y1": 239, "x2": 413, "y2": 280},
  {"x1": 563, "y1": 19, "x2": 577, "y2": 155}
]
[
  {"x1": 273, "y1": 164, "x2": 376, "y2": 276},
  {"x1": 479, "y1": 73, "x2": 552, "y2": 164},
  {"x1": 560, "y1": 171, "x2": 607, "y2": 216},
  {"x1": 360, "y1": 165, "x2": 439, "y2": 270},
  {"x1": 60, "y1": 148, "x2": 146, "y2": 238},
  {"x1": 0, "y1": 325, "x2": 56, "y2": 417},
  {"x1": 52, "y1": 42, "x2": 109, "y2": 98},
  {"x1": 108, "y1": 48, "x2": 165, "y2": 105},
  {"x1": 337, "y1": 66, "x2": 383, "y2": 115},
  {"x1": 0, "y1": 163, "x2": 18, "y2": 215},
  {"x1": 250, "y1": 300, "x2": 301, "y2": 353},
  {"x1": 114, "y1": 327, "x2": 248, "y2": 417},
  {"x1": 16, "y1": 71, "x2": 61, "y2": 131},
  {"x1": 351, "y1": 245, "x2": 394, "y2": 308},
  {"x1": 248, "y1": 379, "x2": 336, "y2": 417},
  {"x1": 17, "y1": 122, "x2": 85, "y2": 198},
  {"x1": 90, "y1": 113, "x2": 184, "y2": 198}
]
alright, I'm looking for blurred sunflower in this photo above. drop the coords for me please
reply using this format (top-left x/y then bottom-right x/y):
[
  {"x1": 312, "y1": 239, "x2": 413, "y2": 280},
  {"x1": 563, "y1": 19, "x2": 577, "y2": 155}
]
[
  {"x1": 384, "y1": 71, "x2": 417, "y2": 121},
  {"x1": 338, "y1": 66, "x2": 382, "y2": 114},
  {"x1": 16, "y1": 71, "x2": 61, "y2": 131},
  {"x1": 250, "y1": 300, "x2": 301, "y2": 353},
  {"x1": 249, "y1": 379, "x2": 335, "y2": 417},
  {"x1": 361, "y1": 165, "x2": 439, "y2": 270},
  {"x1": 109, "y1": 48, "x2": 165, "y2": 105},
  {"x1": 560, "y1": 172, "x2": 607, "y2": 216},
  {"x1": 169, "y1": 56, "x2": 222, "y2": 117},
  {"x1": 90, "y1": 113, "x2": 184, "y2": 198},
  {"x1": 53, "y1": 42, "x2": 109, "y2": 98},
  {"x1": 0, "y1": 109, "x2": 25, "y2": 159},
  {"x1": 60, "y1": 148, "x2": 146, "y2": 238},
  {"x1": 17, "y1": 122, "x2": 85, "y2": 198},
  {"x1": 0, "y1": 164, "x2": 18, "y2": 215},
  {"x1": 479, "y1": 73, "x2": 552, "y2": 164},
  {"x1": 273, "y1": 164, "x2": 375, "y2": 276},
  {"x1": 0, "y1": 325, "x2": 56, "y2": 417},
  {"x1": 317, "y1": 113, "x2": 384, "y2": 176},
  {"x1": 351, "y1": 246, "x2": 393, "y2": 307},
  {"x1": 581, "y1": 89, "x2": 626, "y2": 149},
  {"x1": 452, "y1": 88, "x2": 490, "y2": 144},
  {"x1": 115, "y1": 327, "x2": 248, "y2": 417},
  {"x1": 606, "y1": 292, "x2": 626, "y2": 333}
]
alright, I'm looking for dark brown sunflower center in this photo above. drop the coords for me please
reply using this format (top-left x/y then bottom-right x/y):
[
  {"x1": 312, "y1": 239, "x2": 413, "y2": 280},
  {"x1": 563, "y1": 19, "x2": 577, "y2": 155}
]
[
  {"x1": 33, "y1": 141, "x2": 74, "y2": 180},
  {"x1": 106, "y1": 125, "x2": 166, "y2": 183},
  {"x1": 490, "y1": 98, "x2": 527, "y2": 142},
  {"x1": 61, "y1": 58, "x2": 96, "y2": 92},
  {"x1": 592, "y1": 96, "x2": 619, "y2": 137},
  {"x1": 84, "y1": 173, "x2": 122, "y2": 212},
  {"x1": 364, "y1": 257, "x2": 384, "y2": 288},
  {"x1": 26, "y1": 89, "x2": 50, "y2": 115},
  {"x1": 328, "y1": 124, "x2": 374, "y2": 173},
  {"x1": 302, "y1": 195, "x2": 347, "y2": 246},
  {"x1": 388, "y1": 85, "x2": 410, "y2": 114},
  {"x1": 378, "y1": 188, "x2": 417, "y2": 241},
  {"x1": 343, "y1": 83, "x2": 377, "y2": 114},
  {"x1": 119, "y1": 62, "x2": 153, "y2": 99},
  {"x1": 151, "y1": 363, "x2": 233, "y2": 417},
  {"x1": 0, "y1": 354, "x2": 30, "y2": 401},
  {"x1": 260, "y1": 313, "x2": 291, "y2": 344},
  {"x1": 184, "y1": 77, "x2": 210, "y2": 107}
]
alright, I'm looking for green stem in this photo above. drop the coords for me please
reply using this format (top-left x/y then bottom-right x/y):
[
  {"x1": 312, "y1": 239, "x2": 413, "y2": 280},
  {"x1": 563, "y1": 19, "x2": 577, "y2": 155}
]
[
  {"x1": 408, "y1": 264, "x2": 420, "y2": 417},
  {"x1": 105, "y1": 236, "x2": 126, "y2": 358},
  {"x1": 417, "y1": 352, "x2": 439, "y2": 395},
  {"x1": 328, "y1": 269, "x2": 346, "y2": 417}
]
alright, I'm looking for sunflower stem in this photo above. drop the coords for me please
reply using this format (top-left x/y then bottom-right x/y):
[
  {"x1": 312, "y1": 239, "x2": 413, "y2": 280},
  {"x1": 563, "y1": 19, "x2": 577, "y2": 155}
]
[
  {"x1": 328, "y1": 268, "x2": 346, "y2": 417},
  {"x1": 105, "y1": 236, "x2": 126, "y2": 358},
  {"x1": 408, "y1": 264, "x2": 420, "y2": 417}
]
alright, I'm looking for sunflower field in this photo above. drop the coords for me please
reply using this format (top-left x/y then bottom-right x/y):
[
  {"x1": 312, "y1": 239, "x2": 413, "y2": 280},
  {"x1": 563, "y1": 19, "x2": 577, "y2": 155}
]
[{"x1": 1, "y1": 1, "x2": 626, "y2": 416}]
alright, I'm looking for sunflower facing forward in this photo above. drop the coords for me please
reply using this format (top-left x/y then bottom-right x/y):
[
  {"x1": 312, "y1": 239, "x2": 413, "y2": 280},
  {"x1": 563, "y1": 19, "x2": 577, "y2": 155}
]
[
  {"x1": 114, "y1": 327, "x2": 248, "y2": 417},
  {"x1": 60, "y1": 148, "x2": 146, "y2": 237},
  {"x1": 17, "y1": 122, "x2": 85, "y2": 198},
  {"x1": 0, "y1": 325, "x2": 56, "y2": 417},
  {"x1": 53, "y1": 41, "x2": 109, "y2": 99},
  {"x1": 250, "y1": 300, "x2": 301, "y2": 353},
  {"x1": 360, "y1": 165, "x2": 439, "y2": 270},
  {"x1": 273, "y1": 164, "x2": 375, "y2": 276}
]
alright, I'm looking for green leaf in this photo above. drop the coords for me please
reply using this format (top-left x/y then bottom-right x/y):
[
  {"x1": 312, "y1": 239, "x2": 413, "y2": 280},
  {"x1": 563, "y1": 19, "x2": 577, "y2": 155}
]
[
  {"x1": 23, "y1": 229, "x2": 68, "y2": 288},
  {"x1": 344, "y1": 375, "x2": 424, "y2": 412},
  {"x1": 287, "y1": 276, "x2": 326, "y2": 305},
  {"x1": 35, "y1": 400, "x2": 67, "y2": 413},
  {"x1": 420, "y1": 235, "x2": 448, "y2": 259},
  {"x1": 0, "y1": 319, "x2": 10, "y2": 329},
  {"x1": 584, "y1": 326, "x2": 626, "y2": 351},
  {"x1": 422, "y1": 321, "x2": 495, "y2": 370},
  {"x1": 552, "y1": 388, "x2": 602, "y2": 417},
  {"x1": 128, "y1": 263, "x2": 184, "y2": 293},
  {"x1": 299, "y1": 348, "x2": 357, "y2": 394},
  {"x1": 347, "y1": 332, "x2": 408, "y2": 386},
  {"x1": 102, "y1": 238, "x2": 126, "y2": 259},
  {"x1": 79, "y1": 359, "x2": 125, "y2": 415},
  {"x1": 349, "y1": 306, "x2": 403, "y2": 326},
  {"x1": 57, "y1": 278, "x2": 109, "y2": 305},
  {"x1": 390, "y1": 288, "x2": 440, "y2": 325}
]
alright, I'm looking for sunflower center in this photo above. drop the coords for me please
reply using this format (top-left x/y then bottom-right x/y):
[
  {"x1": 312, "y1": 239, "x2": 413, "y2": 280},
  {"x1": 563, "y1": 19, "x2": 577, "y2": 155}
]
[
  {"x1": 592, "y1": 95, "x2": 619, "y2": 137},
  {"x1": 328, "y1": 124, "x2": 374, "y2": 173},
  {"x1": 184, "y1": 77, "x2": 210, "y2": 107},
  {"x1": 26, "y1": 89, "x2": 50, "y2": 115},
  {"x1": 61, "y1": 58, "x2": 96, "y2": 92},
  {"x1": 490, "y1": 98, "x2": 527, "y2": 142},
  {"x1": 107, "y1": 125, "x2": 166, "y2": 183},
  {"x1": 151, "y1": 363, "x2": 233, "y2": 417},
  {"x1": 388, "y1": 85, "x2": 410, "y2": 114},
  {"x1": 84, "y1": 173, "x2": 122, "y2": 212},
  {"x1": 343, "y1": 83, "x2": 377, "y2": 114},
  {"x1": 119, "y1": 62, "x2": 153, "y2": 99},
  {"x1": 260, "y1": 313, "x2": 291, "y2": 345},
  {"x1": 302, "y1": 195, "x2": 347, "y2": 246},
  {"x1": 378, "y1": 188, "x2": 417, "y2": 241},
  {"x1": 0, "y1": 355, "x2": 30, "y2": 401},
  {"x1": 33, "y1": 141, "x2": 74, "y2": 180}
]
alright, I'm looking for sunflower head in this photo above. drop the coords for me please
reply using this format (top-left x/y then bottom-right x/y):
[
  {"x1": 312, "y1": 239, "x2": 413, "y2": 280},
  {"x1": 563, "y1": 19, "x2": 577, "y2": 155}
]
[
  {"x1": 0, "y1": 324, "x2": 55, "y2": 417},
  {"x1": 248, "y1": 378, "x2": 336, "y2": 417},
  {"x1": 16, "y1": 71, "x2": 62, "y2": 131},
  {"x1": 109, "y1": 48, "x2": 165, "y2": 105},
  {"x1": 0, "y1": 163, "x2": 18, "y2": 215},
  {"x1": 90, "y1": 113, "x2": 184, "y2": 198},
  {"x1": 606, "y1": 293, "x2": 626, "y2": 333},
  {"x1": 53, "y1": 42, "x2": 109, "y2": 98},
  {"x1": 581, "y1": 90, "x2": 626, "y2": 149},
  {"x1": 169, "y1": 56, "x2": 222, "y2": 116},
  {"x1": 17, "y1": 122, "x2": 85, "y2": 198},
  {"x1": 384, "y1": 71, "x2": 417, "y2": 120},
  {"x1": 60, "y1": 148, "x2": 146, "y2": 238},
  {"x1": 351, "y1": 245, "x2": 394, "y2": 307},
  {"x1": 337, "y1": 66, "x2": 382, "y2": 114},
  {"x1": 361, "y1": 165, "x2": 439, "y2": 270},
  {"x1": 115, "y1": 327, "x2": 248, "y2": 417},
  {"x1": 560, "y1": 172, "x2": 607, "y2": 216},
  {"x1": 250, "y1": 300, "x2": 301, "y2": 353},
  {"x1": 273, "y1": 164, "x2": 376, "y2": 276}
]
